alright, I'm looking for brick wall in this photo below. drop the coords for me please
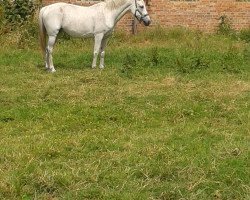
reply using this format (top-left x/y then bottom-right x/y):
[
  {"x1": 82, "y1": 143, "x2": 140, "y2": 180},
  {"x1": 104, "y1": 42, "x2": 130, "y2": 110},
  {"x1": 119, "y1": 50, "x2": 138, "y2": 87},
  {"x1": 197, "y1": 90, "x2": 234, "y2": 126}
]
[{"x1": 42, "y1": 0, "x2": 250, "y2": 33}]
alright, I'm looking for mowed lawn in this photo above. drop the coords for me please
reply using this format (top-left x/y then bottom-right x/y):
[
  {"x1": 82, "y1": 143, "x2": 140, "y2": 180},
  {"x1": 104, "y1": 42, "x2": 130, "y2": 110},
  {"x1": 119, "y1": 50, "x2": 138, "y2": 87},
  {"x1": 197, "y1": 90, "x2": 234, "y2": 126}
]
[{"x1": 0, "y1": 29, "x2": 249, "y2": 199}]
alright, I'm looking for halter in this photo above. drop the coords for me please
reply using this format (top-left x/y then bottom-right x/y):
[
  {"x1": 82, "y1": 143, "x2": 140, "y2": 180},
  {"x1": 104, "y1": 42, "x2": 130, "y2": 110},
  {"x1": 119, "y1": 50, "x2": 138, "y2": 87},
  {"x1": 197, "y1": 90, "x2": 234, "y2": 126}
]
[{"x1": 134, "y1": 0, "x2": 149, "y2": 22}]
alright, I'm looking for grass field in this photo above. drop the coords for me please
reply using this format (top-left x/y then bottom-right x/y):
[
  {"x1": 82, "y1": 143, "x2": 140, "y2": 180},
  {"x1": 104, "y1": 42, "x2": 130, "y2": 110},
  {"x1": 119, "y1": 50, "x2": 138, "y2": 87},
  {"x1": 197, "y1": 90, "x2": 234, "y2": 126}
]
[{"x1": 0, "y1": 28, "x2": 249, "y2": 199}]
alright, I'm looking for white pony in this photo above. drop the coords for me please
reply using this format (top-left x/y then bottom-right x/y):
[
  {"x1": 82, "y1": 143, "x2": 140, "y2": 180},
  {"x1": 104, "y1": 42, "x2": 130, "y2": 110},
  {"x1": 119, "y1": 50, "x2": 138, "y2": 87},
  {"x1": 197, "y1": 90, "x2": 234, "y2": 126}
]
[{"x1": 39, "y1": 0, "x2": 151, "y2": 72}]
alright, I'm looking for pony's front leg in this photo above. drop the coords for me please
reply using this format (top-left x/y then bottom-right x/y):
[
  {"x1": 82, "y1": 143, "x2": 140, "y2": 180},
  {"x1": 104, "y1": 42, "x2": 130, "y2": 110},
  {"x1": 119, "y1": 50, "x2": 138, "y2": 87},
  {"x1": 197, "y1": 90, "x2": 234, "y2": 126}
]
[
  {"x1": 100, "y1": 38, "x2": 108, "y2": 69},
  {"x1": 92, "y1": 33, "x2": 104, "y2": 69}
]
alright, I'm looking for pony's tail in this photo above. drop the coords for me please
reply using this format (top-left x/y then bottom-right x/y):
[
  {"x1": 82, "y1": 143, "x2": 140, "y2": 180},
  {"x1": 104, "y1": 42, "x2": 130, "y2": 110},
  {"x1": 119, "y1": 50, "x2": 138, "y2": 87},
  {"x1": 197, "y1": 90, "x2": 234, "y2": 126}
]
[{"x1": 39, "y1": 8, "x2": 46, "y2": 57}]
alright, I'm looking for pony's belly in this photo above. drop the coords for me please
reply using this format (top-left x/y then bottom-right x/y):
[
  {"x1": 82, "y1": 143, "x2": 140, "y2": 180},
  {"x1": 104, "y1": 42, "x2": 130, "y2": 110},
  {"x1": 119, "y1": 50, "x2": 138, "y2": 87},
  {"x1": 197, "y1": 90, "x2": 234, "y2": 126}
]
[
  {"x1": 63, "y1": 25, "x2": 111, "y2": 38},
  {"x1": 63, "y1": 28, "x2": 94, "y2": 38}
]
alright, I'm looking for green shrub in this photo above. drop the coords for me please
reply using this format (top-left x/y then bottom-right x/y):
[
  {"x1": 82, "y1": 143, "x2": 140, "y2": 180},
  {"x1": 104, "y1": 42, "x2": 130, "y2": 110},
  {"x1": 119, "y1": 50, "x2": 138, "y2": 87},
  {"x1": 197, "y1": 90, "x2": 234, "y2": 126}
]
[
  {"x1": 1, "y1": 0, "x2": 40, "y2": 26},
  {"x1": 0, "y1": 0, "x2": 41, "y2": 47}
]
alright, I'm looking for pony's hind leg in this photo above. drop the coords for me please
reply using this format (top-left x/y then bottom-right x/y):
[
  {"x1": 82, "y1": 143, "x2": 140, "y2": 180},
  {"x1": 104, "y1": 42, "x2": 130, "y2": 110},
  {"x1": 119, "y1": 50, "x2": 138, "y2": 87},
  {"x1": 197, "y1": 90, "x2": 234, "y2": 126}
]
[
  {"x1": 99, "y1": 37, "x2": 108, "y2": 69},
  {"x1": 92, "y1": 33, "x2": 104, "y2": 69},
  {"x1": 45, "y1": 48, "x2": 49, "y2": 69},
  {"x1": 46, "y1": 35, "x2": 57, "y2": 73}
]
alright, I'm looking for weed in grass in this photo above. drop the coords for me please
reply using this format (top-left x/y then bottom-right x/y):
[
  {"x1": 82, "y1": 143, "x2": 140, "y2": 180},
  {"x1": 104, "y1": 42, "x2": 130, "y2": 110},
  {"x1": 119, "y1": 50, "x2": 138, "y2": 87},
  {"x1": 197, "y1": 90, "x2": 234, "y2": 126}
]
[
  {"x1": 221, "y1": 44, "x2": 245, "y2": 73},
  {"x1": 119, "y1": 53, "x2": 137, "y2": 79},
  {"x1": 243, "y1": 45, "x2": 250, "y2": 61},
  {"x1": 238, "y1": 29, "x2": 250, "y2": 43},
  {"x1": 175, "y1": 53, "x2": 210, "y2": 74},
  {"x1": 217, "y1": 15, "x2": 234, "y2": 36},
  {"x1": 150, "y1": 47, "x2": 160, "y2": 67}
]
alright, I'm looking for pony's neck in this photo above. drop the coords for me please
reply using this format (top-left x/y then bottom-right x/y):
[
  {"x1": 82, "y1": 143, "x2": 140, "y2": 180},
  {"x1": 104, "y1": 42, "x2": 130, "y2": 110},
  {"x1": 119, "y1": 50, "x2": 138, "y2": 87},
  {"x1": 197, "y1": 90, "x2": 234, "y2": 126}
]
[{"x1": 105, "y1": 0, "x2": 132, "y2": 25}]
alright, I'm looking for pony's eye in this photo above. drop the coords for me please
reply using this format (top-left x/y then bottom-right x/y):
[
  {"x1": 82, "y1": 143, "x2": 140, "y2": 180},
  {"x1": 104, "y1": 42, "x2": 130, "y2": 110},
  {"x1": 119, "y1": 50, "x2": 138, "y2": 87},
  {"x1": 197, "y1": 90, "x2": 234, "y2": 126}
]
[{"x1": 140, "y1": 5, "x2": 144, "y2": 9}]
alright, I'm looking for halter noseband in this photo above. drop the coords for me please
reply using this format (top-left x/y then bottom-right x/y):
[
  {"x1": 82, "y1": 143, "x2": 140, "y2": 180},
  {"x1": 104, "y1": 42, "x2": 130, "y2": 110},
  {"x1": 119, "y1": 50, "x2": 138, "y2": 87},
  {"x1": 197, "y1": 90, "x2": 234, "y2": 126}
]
[{"x1": 134, "y1": 0, "x2": 149, "y2": 22}]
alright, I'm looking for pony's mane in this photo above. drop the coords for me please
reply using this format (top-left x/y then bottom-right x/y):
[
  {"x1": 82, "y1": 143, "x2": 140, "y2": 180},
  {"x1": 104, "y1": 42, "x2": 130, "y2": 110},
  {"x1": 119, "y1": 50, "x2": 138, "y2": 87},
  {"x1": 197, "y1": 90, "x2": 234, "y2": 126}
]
[{"x1": 105, "y1": 0, "x2": 128, "y2": 10}]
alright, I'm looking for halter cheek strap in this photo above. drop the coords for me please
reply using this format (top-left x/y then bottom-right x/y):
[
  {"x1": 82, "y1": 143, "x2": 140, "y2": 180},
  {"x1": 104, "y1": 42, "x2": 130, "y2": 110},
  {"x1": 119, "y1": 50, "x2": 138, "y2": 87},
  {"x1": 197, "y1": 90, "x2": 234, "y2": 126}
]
[{"x1": 134, "y1": 0, "x2": 149, "y2": 22}]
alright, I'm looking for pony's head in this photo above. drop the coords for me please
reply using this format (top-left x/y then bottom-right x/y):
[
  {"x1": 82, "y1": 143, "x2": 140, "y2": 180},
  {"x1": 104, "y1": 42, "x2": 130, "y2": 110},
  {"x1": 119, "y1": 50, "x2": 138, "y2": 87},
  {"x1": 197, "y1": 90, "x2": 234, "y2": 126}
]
[{"x1": 131, "y1": 0, "x2": 151, "y2": 26}]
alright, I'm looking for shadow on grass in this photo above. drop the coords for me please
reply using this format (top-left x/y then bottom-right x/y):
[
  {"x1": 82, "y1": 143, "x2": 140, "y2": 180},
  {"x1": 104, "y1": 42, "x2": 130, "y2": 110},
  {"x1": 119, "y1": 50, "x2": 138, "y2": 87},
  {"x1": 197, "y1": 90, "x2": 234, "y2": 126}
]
[
  {"x1": 55, "y1": 62, "x2": 92, "y2": 70},
  {"x1": 36, "y1": 62, "x2": 92, "y2": 72}
]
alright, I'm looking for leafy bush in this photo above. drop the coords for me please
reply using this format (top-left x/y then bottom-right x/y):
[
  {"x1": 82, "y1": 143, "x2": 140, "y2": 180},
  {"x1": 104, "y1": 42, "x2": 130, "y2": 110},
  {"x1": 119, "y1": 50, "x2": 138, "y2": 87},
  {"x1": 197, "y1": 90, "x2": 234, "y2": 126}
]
[
  {"x1": 0, "y1": 0, "x2": 41, "y2": 47},
  {"x1": 1, "y1": 0, "x2": 40, "y2": 26}
]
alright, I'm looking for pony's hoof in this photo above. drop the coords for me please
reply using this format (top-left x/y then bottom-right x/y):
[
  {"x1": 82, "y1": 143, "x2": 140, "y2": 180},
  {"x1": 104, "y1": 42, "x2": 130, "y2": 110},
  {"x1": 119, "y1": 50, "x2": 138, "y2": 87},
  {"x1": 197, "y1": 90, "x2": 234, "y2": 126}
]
[
  {"x1": 99, "y1": 65, "x2": 105, "y2": 69},
  {"x1": 48, "y1": 68, "x2": 56, "y2": 73},
  {"x1": 92, "y1": 66, "x2": 96, "y2": 69}
]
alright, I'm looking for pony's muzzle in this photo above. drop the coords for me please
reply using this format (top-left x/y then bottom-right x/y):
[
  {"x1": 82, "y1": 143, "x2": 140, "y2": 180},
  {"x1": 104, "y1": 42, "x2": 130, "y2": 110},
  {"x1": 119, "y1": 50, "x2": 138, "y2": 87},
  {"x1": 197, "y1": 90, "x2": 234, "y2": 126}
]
[
  {"x1": 143, "y1": 19, "x2": 151, "y2": 26},
  {"x1": 142, "y1": 16, "x2": 151, "y2": 26}
]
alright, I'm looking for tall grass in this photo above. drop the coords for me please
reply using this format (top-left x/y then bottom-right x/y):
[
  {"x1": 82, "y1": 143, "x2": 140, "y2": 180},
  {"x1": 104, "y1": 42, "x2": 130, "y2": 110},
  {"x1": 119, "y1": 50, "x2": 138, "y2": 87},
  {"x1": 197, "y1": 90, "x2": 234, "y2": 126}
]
[{"x1": 0, "y1": 25, "x2": 249, "y2": 200}]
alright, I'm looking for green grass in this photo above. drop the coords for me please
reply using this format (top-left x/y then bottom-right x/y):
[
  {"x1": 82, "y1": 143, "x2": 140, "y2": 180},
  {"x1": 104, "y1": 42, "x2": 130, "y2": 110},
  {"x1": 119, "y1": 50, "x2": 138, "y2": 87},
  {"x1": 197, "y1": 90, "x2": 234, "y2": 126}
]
[{"x1": 0, "y1": 28, "x2": 249, "y2": 200}]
